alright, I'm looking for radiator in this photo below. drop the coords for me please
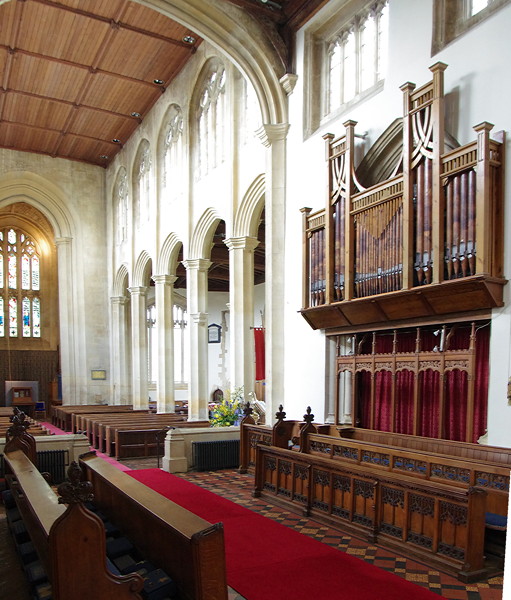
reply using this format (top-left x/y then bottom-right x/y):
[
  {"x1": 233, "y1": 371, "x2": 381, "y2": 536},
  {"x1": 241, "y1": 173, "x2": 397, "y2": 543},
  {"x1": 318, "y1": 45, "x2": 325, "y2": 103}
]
[
  {"x1": 0, "y1": 449, "x2": 68, "y2": 484},
  {"x1": 192, "y1": 439, "x2": 240, "y2": 471},
  {"x1": 37, "y1": 449, "x2": 69, "y2": 484}
]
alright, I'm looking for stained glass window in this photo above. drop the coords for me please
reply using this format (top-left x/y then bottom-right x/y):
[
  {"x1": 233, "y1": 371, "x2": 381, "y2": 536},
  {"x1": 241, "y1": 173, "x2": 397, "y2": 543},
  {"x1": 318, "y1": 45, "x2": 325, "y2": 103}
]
[
  {"x1": 22, "y1": 297, "x2": 31, "y2": 337},
  {"x1": 0, "y1": 227, "x2": 42, "y2": 338},
  {"x1": 9, "y1": 297, "x2": 17, "y2": 336},
  {"x1": 33, "y1": 298, "x2": 41, "y2": 338}
]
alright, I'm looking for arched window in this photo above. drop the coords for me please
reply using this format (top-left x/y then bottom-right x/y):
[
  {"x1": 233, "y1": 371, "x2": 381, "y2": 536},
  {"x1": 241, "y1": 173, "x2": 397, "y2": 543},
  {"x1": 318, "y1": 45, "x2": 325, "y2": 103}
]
[
  {"x1": 114, "y1": 168, "x2": 128, "y2": 245},
  {"x1": 162, "y1": 104, "x2": 184, "y2": 192},
  {"x1": 197, "y1": 61, "x2": 226, "y2": 179},
  {"x1": 0, "y1": 227, "x2": 41, "y2": 338},
  {"x1": 133, "y1": 140, "x2": 152, "y2": 228}
]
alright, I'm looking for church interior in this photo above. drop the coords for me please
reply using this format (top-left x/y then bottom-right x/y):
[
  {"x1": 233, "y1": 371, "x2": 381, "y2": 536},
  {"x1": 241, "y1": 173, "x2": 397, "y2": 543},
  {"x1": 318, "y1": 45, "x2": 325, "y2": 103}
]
[{"x1": 1, "y1": 0, "x2": 511, "y2": 598}]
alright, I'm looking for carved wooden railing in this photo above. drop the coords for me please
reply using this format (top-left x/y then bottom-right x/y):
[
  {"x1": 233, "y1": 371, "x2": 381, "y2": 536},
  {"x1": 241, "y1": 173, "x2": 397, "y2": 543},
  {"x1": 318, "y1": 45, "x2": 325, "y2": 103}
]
[
  {"x1": 254, "y1": 444, "x2": 488, "y2": 582},
  {"x1": 301, "y1": 62, "x2": 505, "y2": 330}
]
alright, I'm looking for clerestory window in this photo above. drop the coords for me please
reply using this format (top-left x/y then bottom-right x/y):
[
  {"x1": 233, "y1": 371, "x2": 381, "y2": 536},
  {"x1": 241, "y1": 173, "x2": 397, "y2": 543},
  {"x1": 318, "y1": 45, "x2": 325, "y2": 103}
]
[
  {"x1": 432, "y1": 0, "x2": 511, "y2": 53},
  {"x1": 0, "y1": 228, "x2": 41, "y2": 338},
  {"x1": 326, "y1": 1, "x2": 388, "y2": 114},
  {"x1": 304, "y1": 0, "x2": 388, "y2": 137},
  {"x1": 197, "y1": 61, "x2": 226, "y2": 179}
]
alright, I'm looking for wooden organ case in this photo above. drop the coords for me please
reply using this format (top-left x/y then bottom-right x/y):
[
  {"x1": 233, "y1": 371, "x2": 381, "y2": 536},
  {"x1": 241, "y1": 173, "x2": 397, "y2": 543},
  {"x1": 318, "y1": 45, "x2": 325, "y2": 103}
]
[
  {"x1": 301, "y1": 62, "x2": 505, "y2": 329},
  {"x1": 300, "y1": 63, "x2": 506, "y2": 442}
]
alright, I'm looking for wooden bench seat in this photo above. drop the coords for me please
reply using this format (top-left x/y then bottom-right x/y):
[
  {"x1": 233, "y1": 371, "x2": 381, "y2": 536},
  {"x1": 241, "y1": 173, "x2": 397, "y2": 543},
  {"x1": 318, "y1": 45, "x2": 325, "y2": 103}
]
[
  {"x1": 4, "y1": 449, "x2": 144, "y2": 599},
  {"x1": 80, "y1": 451, "x2": 228, "y2": 599}
]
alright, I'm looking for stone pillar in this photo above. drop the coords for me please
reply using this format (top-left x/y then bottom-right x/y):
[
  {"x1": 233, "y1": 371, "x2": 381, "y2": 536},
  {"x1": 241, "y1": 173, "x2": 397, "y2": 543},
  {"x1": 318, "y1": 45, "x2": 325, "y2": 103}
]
[
  {"x1": 225, "y1": 236, "x2": 259, "y2": 398},
  {"x1": 183, "y1": 259, "x2": 211, "y2": 421},
  {"x1": 55, "y1": 237, "x2": 78, "y2": 404},
  {"x1": 153, "y1": 274, "x2": 177, "y2": 413},
  {"x1": 257, "y1": 124, "x2": 289, "y2": 424},
  {"x1": 129, "y1": 286, "x2": 148, "y2": 410},
  {"x1": 110, "y1": 295, "x2": 130, "y2": 405}
]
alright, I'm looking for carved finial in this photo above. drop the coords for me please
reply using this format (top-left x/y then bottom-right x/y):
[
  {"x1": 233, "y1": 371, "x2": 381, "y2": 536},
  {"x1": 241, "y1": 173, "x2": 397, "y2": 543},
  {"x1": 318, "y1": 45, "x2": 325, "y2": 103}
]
[
  {"x1": 303, "y1": 406, "x2": 314, "y2": 423},
  {"x1": 275, "y1": 405, "x2": 286, "y2": 421},
  {"x1": 6, "y1": 407, "x2": 30, "y2": 440},
  {"x1": 242, "y1": 401, "x2": 254, "y2": 417},
  {"x1": 57, "y1": 461, "x2": 94, "y2": 505}
]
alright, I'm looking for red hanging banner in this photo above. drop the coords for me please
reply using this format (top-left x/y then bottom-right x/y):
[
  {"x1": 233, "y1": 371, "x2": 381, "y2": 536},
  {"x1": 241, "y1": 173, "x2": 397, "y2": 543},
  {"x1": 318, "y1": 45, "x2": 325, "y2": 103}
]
[{"x1": 253, "y1": 327, "x2": 265, "y2": 381}]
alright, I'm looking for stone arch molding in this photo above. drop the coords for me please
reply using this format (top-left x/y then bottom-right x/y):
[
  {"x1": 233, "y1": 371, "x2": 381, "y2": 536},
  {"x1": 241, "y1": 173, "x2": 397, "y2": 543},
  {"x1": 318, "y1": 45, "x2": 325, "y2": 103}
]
[
  {"x1": 135, "y1": 0, "x2": 288, "y2": 126},
  {"x1": 189, "y1": 207, "x2": 223, "y2": 259},
  {"x1": 0, "y1": 171, "x2": 75, "y2": 239},
  {"x1": 113, "y1": 263, "x2": 130, "y2": 297},
  {"x1": 132, "y1": 250, "x2": 153, "y2": 287},
  {"x1": 234, "y1": 173, "x2": 265, "y2": 238},
  {"x1": 156, "y1": 232, "x2": 182, "y2": 275}
]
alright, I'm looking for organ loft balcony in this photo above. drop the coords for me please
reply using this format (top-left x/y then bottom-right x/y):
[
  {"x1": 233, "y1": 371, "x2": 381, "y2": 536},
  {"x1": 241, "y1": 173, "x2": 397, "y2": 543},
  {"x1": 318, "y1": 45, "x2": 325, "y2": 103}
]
[{"x1": 300, "y1": 62, "x2": 506, "y2": 333}]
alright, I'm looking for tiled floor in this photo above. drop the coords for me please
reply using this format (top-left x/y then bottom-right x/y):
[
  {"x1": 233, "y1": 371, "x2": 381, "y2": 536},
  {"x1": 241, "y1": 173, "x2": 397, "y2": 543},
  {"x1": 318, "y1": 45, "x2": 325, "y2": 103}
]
[
  {"x1": 1, "y1": 457, "x2": 505, "y2": 600},
  {"x1": 119, "y1": 457, "x2": 504, "y2": 600}
]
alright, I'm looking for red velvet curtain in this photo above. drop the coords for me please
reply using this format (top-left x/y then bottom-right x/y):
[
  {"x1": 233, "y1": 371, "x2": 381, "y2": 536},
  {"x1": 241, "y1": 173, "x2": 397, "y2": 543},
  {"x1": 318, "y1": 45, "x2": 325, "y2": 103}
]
[
  {"x1": 253, "y1": 327, "x2": 265, "y2": 381},
  {"x1": 419, "y1": 369, "x2": 441, "y2": 438},
  {"x1": 394, "y1": 370, "x2": 415, "y2": 434},
  {"x1": 356, "y1": 370, "x2": 372, "y2": 428},
  {"x1": 473, "y1": 325, "x2": 489, "y2": 442},
  {"x1": 353, "y1": 324, "x2": 489, "y2": 442},
  {"x1": 443, "y1": 369, "x2": 468, "y2": 441},
  {"x1": 373, "y1": 370, "x2": 393, "y2": 431}
]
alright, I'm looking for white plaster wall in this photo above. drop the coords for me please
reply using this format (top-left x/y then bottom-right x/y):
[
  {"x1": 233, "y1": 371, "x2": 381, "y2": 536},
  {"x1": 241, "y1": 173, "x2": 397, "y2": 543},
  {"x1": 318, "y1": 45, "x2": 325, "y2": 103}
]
[
  {"x1": 0, "y1": 149, "x2": 109, "y2": 404},
  {"x1": 284, "y1": 0, "x2": 511, "y2": 438}
]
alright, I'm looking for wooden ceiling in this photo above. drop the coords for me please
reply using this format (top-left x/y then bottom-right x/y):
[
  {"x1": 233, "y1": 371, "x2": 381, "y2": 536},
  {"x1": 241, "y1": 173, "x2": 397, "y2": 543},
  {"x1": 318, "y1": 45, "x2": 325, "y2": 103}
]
[{"x1": 0, "y1": 0, "x2": 328, "y2": 168}]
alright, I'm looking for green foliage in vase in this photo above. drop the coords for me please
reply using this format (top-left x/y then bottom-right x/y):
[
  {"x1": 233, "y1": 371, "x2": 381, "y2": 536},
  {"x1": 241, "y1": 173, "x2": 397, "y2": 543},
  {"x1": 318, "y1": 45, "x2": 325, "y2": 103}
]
[{"x1": 209, "y1": 386, "x2": 244, "y2": 427}]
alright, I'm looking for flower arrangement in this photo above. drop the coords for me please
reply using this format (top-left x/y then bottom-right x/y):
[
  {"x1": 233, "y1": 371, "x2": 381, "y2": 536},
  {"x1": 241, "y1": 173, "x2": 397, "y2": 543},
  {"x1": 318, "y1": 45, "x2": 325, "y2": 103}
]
[{"x1": 209, "y1": 386, "x2": 244, "y2": 427}]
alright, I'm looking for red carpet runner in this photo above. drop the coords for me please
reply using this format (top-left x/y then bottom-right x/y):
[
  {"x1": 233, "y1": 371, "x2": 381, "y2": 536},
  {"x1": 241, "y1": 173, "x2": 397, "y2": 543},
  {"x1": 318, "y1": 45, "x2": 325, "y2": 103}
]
[{"x1": 128, "y1": 469, "x2": 444, "y2": 600}]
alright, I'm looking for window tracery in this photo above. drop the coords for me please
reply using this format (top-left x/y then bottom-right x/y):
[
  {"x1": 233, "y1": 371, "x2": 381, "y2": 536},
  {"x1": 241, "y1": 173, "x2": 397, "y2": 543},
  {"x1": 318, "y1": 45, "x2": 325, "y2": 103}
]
[
  {"x1": 197, "y1": 62, "x2": 226, "y2": 178},
  {"x1": 0, "y1": 228, "x2": 41, "y2": 338}
]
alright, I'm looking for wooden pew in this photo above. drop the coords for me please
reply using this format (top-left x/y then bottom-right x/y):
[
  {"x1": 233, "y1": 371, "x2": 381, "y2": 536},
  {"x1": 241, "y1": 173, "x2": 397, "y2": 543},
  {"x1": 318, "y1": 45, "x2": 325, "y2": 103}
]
[
  {"x1": 113, "y1": 421, "x2": 211, "y2": 460},
  {"x1": 80, "y1": 451, "x2": 228, "y2": 600},
  {"x1": 51, "y1": 404, "x2": 135, "y2": 432},
  {"x1": 4, "y1": 450, "x2": 144, "y2": 599}
]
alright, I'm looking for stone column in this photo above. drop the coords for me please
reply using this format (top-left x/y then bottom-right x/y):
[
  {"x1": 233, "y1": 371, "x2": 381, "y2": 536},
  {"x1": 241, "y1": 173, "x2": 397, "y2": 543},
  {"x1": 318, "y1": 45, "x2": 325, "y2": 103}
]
[
  {"x1": 55, "y1": 237, "x2": 78, "y2": 404},
  {"x1": 153, "y1": 274, "x2": 177, "y2": 413},
  {"x1": 257, "y1": 123, "x2": 289, "y2": 424},
  {"x1": 129, "y1": 286, "x2": 148, "y2": 410},
  {"x1": 225, "y1": 236, "x2": 259, "y2": 398},
  {"x1": 183, "y1": 259, "x2": 211, "y2": 421},
  {"x1": 110, "y1": 295, "x2": 130, "y2": 405}
]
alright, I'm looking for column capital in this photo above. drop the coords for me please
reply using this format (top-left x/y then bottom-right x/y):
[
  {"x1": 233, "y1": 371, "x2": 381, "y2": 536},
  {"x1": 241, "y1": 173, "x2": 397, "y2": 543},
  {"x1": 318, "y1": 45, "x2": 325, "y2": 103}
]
[
  {"x1": 280, "y1": 73, "x2": 298, "y2": 96},
  {"x1": 110, "y1": 295, "x2": 129, "y2": 306},
  {"x1": 55, "y1": 236, "x2": 72, "y2": 247},
  {"x1": 256, "y1": 123, "x2": 290, "y2": 148},
  {"x1": 128, "y1": 285, "x2": 148, "y2": 297},
  {"x1": 190, "y1": 312, "x2": 208, "y2": 325},
  {"x1": 224, "y1": 236, "x2": 260, "y2": 252},
  {"x1": 183, "y1": 258, "x2": 212, "y2": 272},
  {"x1": 152, "y1": 274, "x2": 178, "y2": 286}
]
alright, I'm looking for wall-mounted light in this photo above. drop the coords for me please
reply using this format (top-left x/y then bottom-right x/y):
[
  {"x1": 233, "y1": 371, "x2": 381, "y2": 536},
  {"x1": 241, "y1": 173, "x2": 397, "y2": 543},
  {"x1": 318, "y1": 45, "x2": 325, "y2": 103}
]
[
  {"x1": 183, "y1": 35, "x2": 196, "y2": 44},
  {"x1": 131, "y1": 112, "x2": 141, "y2": 118}
]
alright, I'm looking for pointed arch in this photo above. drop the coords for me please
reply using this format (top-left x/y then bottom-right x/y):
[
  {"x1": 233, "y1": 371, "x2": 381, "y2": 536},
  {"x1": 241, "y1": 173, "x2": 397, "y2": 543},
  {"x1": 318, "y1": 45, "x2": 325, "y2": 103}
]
[
  {"x1": 135, "y1": 0, "x2": 287, "y2": 126},
  {"x1": 189, "y1": 207, "x2": 223, "y2": 259},
  {"x1": 113, "y1": 263, "x2": 130, "y2": 297},
  {"x1": 234, "y1": 173, "x2": 266, "y2": 238},
  {"x1": 0, "y1": 172, "x2": 75, "y2": 239},
  {"x1": 132, "y1": 250, "x2": 153, "y2": 287},
  {"x1": 156, "y1": 233, "x2": 183, "y2": 276}
]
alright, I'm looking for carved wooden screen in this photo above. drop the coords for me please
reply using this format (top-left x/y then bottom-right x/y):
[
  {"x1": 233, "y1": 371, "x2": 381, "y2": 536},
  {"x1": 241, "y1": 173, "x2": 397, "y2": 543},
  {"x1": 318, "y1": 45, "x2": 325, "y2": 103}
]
[{"x1": 336, "y1": 322, "x2": 489, "y2": 443}]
